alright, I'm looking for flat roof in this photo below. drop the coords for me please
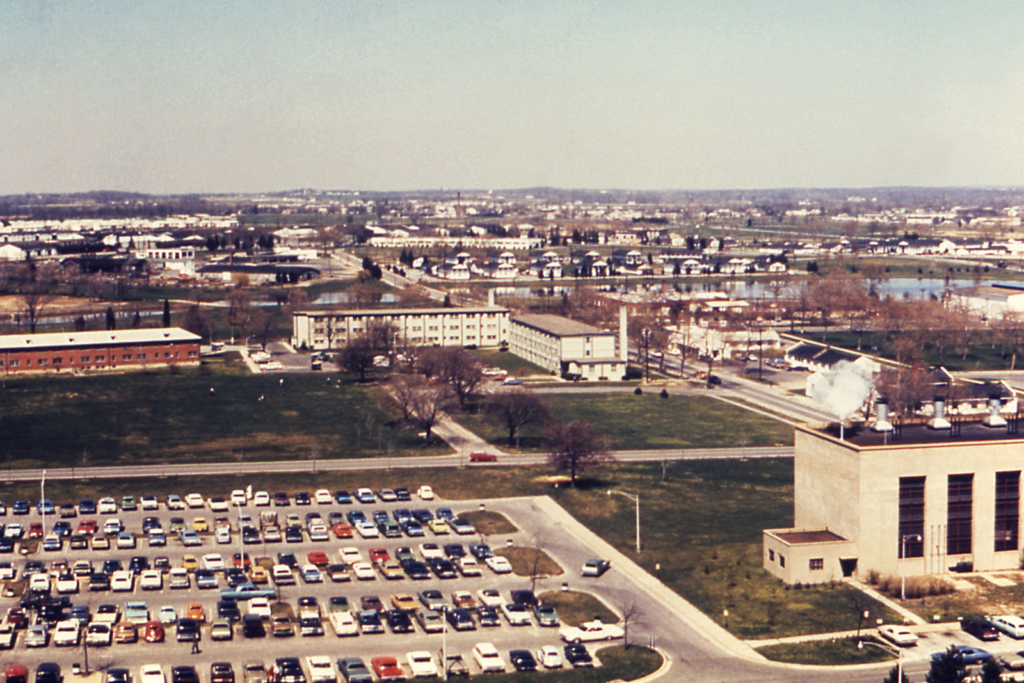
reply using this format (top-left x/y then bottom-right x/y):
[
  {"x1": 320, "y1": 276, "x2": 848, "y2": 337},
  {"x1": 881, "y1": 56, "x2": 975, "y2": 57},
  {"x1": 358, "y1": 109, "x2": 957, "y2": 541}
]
[
  {"x1": 0, "y1": 328, "x2": 200, "y2": 352},
  {"x1": 800, "y1": 419, "x2": 1024, "y2": 448},
  {"x1": 772, "y1": 529, "x2": 848, "y2": 545},
  {"x1": 297, "y1": 307, "x2": 508, "y2": 317},
  {"x1": 511, "y1": 314, "x2": 612, "y2": 338}
]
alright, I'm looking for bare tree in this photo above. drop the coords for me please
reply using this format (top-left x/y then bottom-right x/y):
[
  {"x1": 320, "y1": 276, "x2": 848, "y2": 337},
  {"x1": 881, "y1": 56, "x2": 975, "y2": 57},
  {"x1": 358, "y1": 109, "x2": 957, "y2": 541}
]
[
  {"x1": 418, "y1": 347, "x2": 485, "y2": 409},
  {"x1": 545, "y1": 420, "x2": 612, "y2": 487},
  {"x1": 339, "y1": 337, "x2": 376, "y2": 382},
  {"x1": 406, "y1": 382, "x2": 453, "y2": 445},
  {"x1": 485, "y1": 389, "x2": 550, "y2": 446},
  {"x1": 620, "y1": 601, "x2": 643, "y2": 649},
  {"x1": 365, "y1": 318, "x2": 398, "y2": 361},
  {"x1": 998, "y1": 311, "x2": 1024, "y2": 370},
  {"x1": 227, "y1": 289, "x2": 255, "y2": 343}
]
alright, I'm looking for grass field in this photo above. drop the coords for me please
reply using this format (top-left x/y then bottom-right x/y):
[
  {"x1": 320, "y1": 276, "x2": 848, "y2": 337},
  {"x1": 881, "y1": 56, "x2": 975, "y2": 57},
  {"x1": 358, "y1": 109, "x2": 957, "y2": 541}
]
[
  {"x1": 537, "y1": 590, "x2": 617, "y2": 627},
  {"x1": 755, "y1": 637, "x2": 895, "y2": 665},
  {"x1": 495, "y1": 546, "x2": 564, "y2": 578},
  {"x1": 470, "y1": 348, "x2": 551, "y2": 377},
  {"x1": 0, "y1": 358, "x2": 444, "y2": 469},
  {"x1": 468, "y1": 645, "x2": 661, "y2": 683},
  {"x1": 457, "y1": 392, "x2": 794, "y2": 451}
]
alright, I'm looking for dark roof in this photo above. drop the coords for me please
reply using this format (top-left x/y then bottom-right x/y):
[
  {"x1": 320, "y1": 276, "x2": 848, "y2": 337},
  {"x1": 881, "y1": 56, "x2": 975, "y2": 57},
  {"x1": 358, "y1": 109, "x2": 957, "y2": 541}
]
[
  {"x1": 512, "y1": 314, "x2": 610, "y2": 338},
  {"x1": 786, "y1": 343, "x2": 821, "y2": 362},
  {"x1": 773, "y1": 529, "x2": 848, "y2": 545},
  {"x1": 814, "y1": 348, "x2": 859, "y2": 367}
]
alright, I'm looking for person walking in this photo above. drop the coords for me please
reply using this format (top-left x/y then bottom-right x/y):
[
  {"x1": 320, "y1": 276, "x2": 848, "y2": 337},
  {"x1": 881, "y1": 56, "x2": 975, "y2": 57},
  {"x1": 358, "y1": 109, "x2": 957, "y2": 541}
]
[{"x1": 191, "y1": 638, "x2": 200, "y2": 654}]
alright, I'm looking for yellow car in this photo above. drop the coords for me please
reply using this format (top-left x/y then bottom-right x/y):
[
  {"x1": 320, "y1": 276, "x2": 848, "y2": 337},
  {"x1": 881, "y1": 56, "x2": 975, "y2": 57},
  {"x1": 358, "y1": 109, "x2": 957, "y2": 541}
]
[
  {"x1": 182, "y1": 554, "x2": 199, "y2": 571},
  {"x1": 250, "y1": 566, "x2": 269, "y2": 584},
  {"x1": 390, "y1": 593, "x2": 419, "y2": 613},
  {"x1": 427, "y1": 519, "x2": 450, "y2": 535},
  {"x1": 192, "y1": 517, "x2": 208, "y2": 532}
]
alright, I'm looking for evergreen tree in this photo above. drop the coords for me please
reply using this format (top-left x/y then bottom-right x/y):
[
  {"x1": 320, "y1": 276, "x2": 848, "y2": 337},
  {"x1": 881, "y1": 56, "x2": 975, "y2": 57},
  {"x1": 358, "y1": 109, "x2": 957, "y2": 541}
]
[
  {"x1": 925, "y1": 647, "x2": 966, "y2": 683},
  {"x1": 162, "y1": 299, "x2": 171, "y2": 327}
]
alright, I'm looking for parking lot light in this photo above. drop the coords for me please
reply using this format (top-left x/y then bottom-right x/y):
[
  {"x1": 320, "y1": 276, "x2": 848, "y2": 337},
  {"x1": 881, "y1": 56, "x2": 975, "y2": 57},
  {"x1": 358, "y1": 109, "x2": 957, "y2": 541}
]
[{"x1": 607, "y1": 489, "x2": 641, "y2": 554}]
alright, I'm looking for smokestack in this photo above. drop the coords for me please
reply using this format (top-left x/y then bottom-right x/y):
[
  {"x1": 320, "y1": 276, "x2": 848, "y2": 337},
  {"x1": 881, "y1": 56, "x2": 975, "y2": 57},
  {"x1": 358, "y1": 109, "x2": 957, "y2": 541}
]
[
  {"x1": 928, "y1": 397, "x2": 951, "y2": 430},
  {"x1": 619, "y1": 306, "x2": 628, "y2": 363},
  {"x1": 872, "y1": 399, "x2": 893, "y2": 433},
  {"x1": 487, "y1": 288, "x2": 495, "y2": 308},
  {"x1": 984, "y1": 396, "x2": 1007, "y2": 428}
]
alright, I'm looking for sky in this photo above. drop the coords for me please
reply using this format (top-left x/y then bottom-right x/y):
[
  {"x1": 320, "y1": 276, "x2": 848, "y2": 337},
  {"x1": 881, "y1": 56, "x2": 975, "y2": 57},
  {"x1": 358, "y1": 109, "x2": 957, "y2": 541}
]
[{"x1": 2, "y1": 1, "x2": 1023, "y2": 194}]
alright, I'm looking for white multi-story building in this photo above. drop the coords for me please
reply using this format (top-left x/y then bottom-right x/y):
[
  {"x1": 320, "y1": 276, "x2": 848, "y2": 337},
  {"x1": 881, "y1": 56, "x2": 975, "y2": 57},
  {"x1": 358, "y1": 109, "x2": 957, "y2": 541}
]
[
  {"x1": 292, "y1": 307, "x2": 510, "y2": 350},
  {"x1": 508, "y1": 314, "x2": 625, "y2": 381}
]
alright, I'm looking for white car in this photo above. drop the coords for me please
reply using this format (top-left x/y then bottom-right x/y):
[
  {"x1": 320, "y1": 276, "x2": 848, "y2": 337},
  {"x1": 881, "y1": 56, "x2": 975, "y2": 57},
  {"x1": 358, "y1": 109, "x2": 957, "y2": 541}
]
[
  {"x1": 417, "y1": 485, "x2": 435, "y2": 500},
  {"x1": 355, "y1": 520, "x2": 379, "y2": 538},
  {"x1": 140, "y1": 664, "x2": 166, "y2": 683},
  {"x1": 215, "y1": 526, "x2": 231, "y2": 545},
  {"x1": 184, "y1": 493, "x2": 205, "y2": 508},
  {"x1": 253, "y1": 491, "x2": 270, "y2": 507},
  {"x1": 231, "y1": 490, "x2": 248, "y2": 507},
  {"x1": 166, "y1": 495, "x2": 185, "y2": 510},
  {"x1": 103, "y1": 518, "x2": 124, "y2": 535},
  {"x1": 559, "y1": 619, "x2": 625, "y2": 643},
  {"x1": 458, "y1": 557, "x2": 482, "y2": 576},
  {"x1": 473, "y1": 642, "x2": 506, "y2": 673},
  {"x1": 169, "y1": 568, "x2": 190, "y2": 589},
  {"x1": 419, "y1": 543, "x2": 445, "y2": 560},
  {"x1": 249, "y1": 597, "x2": 272, "y2": 618},
  {"x1": 158, "y1": 606, "x2": 178, "y2": 624},
  {"x1": 29, "y1": 573, "x2": 51, "y2": 593},
  {"x1": 111, "y1": 570, "x2": 134, "y2": 592},
  {"x1": 55, "y1": 573, "x2": 79, "y2": 593},
  {"x1": 477, "y1": 588, "x2": 506, "y2": 606},
  {"x1": 328, "y1": 610, "x2": 358, "y2": 636},
  {"x1": 208, "y1": 497, "x2": 230, "y2": 512},
  {"x1": 315, "y1": 489, "x2": 333, "y2": 504},
  {"x1": 339, "y1": 547, "x2": 363, "y2": 564},
  {"x1": 54, "y1": 619, "x2": 81, "y2": 646},
  {"x1": 140, "y1": 496, "x2": 159, "y2": 511},
  {"x1": 537, "y1": 645, "x2": 563, "y2": 669},
  {"x1": 305, "y1": 656, "x2": 336, "y2": 683},
  {"x1": 878, "y1": 624, "x2": 919, "y2": 647},
  {"x1": 98, "y1": 497, "x2": 118, "y2": 514},
  {"x1": 86, "y1": 622, "x2": 112, "y2": 646},
  {"x1": 201, "y1": 553, "x2": 226, "y2": 571},
  {"x1": 0, "y1": 562, "x2": 15, "y2": 580},
  {"x1": 500, "y1": 602, "x2": 532, "y2": 626},
  {"x1": 485, "y1": 556, "x2": 513, "y2": 574},
  {"x1": 351, "y1": 562, "x2": 376, "y2": 580},
  {"x1": 140, "y1": 570, "x2": 163, "y2": 590},
  {"x1": 407, "y1": 651, "x2": 439, "y2": 678}
]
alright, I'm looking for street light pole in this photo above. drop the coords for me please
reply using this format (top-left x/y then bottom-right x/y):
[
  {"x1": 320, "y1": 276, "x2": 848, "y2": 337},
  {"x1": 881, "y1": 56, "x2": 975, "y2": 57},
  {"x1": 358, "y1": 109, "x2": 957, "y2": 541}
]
[
  {"x1": 607, "y1": 490, "x2": 641, "y2": 554},
  {"x1": 900, "y1": 533, "x2": 922, "y2": 601}
]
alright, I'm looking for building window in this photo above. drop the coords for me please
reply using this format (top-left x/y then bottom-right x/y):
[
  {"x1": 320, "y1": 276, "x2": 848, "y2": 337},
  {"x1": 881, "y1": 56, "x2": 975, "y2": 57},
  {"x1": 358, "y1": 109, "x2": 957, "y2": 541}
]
[
  {"x1": 123, "y1": 354, "x2": 132, "y2": 361},
  {"x1": 188, "y1": 351, "x2": 198, "y2": 358},
  {"x1": 996, "y1": 471, "x2": 1020, "y2": 552},
  {"x1": 95, "y1": 356, "x2": 104, "y2": 362},
  {"x1": 809, "y1": 558, "x2": 824, "y2": 571},
  {"x1": 9, "y1": 360, "x2": 18, "y2": 368},
  {"x1": 899, "y1": 476, "x2": 925, "y2": 558},
  {"x1": 948, "y1": 473, "x2": 973, "y2": 556},
  {"x1": 768, "y1": 549, "x2": 774, "y2": 562},
  {"x1": 779, "y1": 555, "x2": 785, "y2": 568},
  {"x1": 52, "y1": 357, "x2": 61, "y2": 364},
  {"x1": 81, "y1": 356, "x2": 89, "y2": 362},
  {"x1": 38, "y1": 358, "x2": 47, "y2": 366}
]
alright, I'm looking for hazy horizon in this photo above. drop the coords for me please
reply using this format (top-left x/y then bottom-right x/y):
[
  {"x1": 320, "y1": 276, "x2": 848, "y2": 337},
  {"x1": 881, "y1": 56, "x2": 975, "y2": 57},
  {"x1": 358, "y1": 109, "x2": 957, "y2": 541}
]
[{"x1": 3, "y1": 1, "x2": 1023, "y2": 195}]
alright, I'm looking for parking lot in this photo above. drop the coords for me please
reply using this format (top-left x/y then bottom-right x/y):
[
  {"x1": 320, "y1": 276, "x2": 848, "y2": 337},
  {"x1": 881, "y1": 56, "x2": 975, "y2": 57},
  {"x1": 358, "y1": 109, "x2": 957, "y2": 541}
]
[{"x1": 0, "y1": 487, "x2": 627, "y2": 681}]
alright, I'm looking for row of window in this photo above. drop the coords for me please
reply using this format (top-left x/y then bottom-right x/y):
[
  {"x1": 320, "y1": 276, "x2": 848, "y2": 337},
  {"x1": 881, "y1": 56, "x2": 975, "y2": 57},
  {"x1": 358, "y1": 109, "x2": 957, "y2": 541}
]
[
  {"x1": 0, "y1": 351, "x2": 196, "y2": 367},
  {"x1": 767, "y1": 549, "x2": 823, "y2": 572},
  {"x1": 898, "y1": 471, "x2": 1020, "y2": 557}
]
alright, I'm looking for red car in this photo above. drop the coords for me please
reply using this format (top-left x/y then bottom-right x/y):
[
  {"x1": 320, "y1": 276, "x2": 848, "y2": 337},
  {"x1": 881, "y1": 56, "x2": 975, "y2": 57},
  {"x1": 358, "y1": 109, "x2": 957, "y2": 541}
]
[
  {"x1": 5, "y1": 608, "x2": 27, "y2": 629},
  {"x1": 306, "y1": 550, "x2": 330, "y2": 567},
  {"x1": 143, "y1": 620, "x2": 165, "y2": 643},
  {"x1": 368, "y1": 548, "x2": 391, "y2": 564},
  {"x1": 371, "y1": 657, "x2": 404, "y2": 682},
  {"x1": 27, "y1": 523, "x2": 44, "y2": 539},
  {"x1": 469, "y1": 452, "x2": 497, "y2": 463},
  {"x1": 232, "y1": 553, "x2": 251, "y2": 569},
  {"x1": 332, "y1": 523, "x2": 353, "y2": 539},
  {"x1": 77, "y1": 519, "x2": 97, "y2": 535}
]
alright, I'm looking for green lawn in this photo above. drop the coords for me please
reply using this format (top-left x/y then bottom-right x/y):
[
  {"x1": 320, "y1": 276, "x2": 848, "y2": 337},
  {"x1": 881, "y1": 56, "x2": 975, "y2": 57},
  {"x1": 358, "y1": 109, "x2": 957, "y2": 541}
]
[
  {"x1": 470, "y1": 348, "x2": 551, "y2": 377},
  {"x1": 470, "y1": 646, "x2": 661, "y2": 683},
  {"x1": 456, "y1": 392, "x2": 794, "y2": 451},
  {"x1": 756, "y1": 637, "x2": 895, "y2": 665},
  {"x1": 0, "y1": 359, "x2": 443, "y2": 469}
]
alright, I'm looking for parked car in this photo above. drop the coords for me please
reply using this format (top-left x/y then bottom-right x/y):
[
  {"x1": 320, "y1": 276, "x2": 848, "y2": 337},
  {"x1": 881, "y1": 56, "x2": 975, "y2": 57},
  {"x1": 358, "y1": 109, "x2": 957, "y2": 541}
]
[
  {"x1": 560, "y1": 619, "x2": 625, "y2": 642},
  {"x1": 962, "y1": 619, "x2": 1000, "y2": 642},
  {"x1": 582, "y1": 558, "x2": 611, "y2": 576}
]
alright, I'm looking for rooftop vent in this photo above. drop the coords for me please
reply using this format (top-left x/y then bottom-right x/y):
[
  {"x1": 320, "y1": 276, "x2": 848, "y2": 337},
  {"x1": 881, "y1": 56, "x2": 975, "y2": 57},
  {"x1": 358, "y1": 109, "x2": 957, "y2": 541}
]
[
  {"x1": 928, "y1": 397, "x2": 952, "y2": 430},
  {"x1": 983, "y1": 396, "x2": 1007, "y2": 428},
  {"x1": 872, "y1": 399, "x2": 893, "y2": 433}
]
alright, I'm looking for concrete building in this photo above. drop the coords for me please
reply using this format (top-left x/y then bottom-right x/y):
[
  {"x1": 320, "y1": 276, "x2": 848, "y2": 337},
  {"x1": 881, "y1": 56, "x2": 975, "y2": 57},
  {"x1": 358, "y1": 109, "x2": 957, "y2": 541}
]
[
  {"x1": 0, "y1": 328, "x2": 201, "y2": 375},
  {"x1": 508, "y1": 313, "x2": 625, "y2": 381},
  {"x1": 292, "y1": 307, "x2": 510, "y2": 350},
  {"x1": 764, "y1": 405, "x2": 1024, "y2": 585}
]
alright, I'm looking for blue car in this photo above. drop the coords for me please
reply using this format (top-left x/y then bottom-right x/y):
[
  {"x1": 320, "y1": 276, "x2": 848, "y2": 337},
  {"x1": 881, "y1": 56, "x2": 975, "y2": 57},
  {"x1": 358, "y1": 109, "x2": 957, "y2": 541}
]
[
  {"x1": 37, "y1": 500, "x2": 55, "y2": 515},
  {"x1": 333, "y1": 490, "x2": 352, "y2": 505},
  {"x1": 931, "y1": 645, "x2": 992, "y2": 665},
  {"x1": 79, "y1": 499, "x2": 97, "y2": 515},
  {"x1": 12, "y1": 500, "x2": 30, "y2": 515}
]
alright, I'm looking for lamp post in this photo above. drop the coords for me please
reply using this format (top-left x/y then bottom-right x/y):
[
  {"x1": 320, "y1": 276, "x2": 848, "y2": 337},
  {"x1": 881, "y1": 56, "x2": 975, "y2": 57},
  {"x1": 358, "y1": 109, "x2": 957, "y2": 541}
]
[
  {"x1": 858, "y1": 639, "x2": 903, "y2": 682},
  {"x1": 40, "y1": 469, "x2": 46, "y2": 541},
  {"x1": 900, "y1": 533, "x2": 922, "y2": 601},
  {"x1": 607, "y1": 490, "x2": 641, "y2": 554}
]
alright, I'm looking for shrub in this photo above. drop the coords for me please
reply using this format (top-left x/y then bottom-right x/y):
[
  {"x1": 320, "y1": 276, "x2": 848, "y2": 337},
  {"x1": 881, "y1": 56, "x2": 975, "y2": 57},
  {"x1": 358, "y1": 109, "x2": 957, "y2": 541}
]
[{"x1": 634, "y1": 387, "x2": 643, "y2": 395}]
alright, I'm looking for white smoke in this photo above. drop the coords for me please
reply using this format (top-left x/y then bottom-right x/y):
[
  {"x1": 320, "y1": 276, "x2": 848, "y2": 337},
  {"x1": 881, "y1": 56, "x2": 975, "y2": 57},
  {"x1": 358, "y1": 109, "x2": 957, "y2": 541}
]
[{"x1": 808, "y1": 360, "x2": 874, "y2": 422}]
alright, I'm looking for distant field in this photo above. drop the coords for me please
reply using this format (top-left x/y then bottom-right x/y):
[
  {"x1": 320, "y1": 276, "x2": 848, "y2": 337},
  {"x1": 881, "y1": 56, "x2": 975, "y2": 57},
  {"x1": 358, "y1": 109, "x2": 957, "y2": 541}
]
[
  {"x1": 0, "y1": 356, "x2": 442, "y2": 469},
  {"x1": 457, "y1": 391, "x2": 794, "y2": 451}
]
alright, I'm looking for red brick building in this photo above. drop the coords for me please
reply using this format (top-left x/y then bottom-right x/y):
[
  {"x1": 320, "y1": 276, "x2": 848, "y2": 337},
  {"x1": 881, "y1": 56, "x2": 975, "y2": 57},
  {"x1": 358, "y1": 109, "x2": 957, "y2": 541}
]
[{"x1": 0, "y1": 328, "x2": 202, "y2": 375}]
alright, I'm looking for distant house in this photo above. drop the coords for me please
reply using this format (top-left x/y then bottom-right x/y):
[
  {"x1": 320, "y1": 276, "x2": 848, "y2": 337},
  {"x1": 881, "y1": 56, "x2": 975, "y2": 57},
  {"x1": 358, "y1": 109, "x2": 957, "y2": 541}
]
[
  {"x1": 198, "y1": 262, "x2": 320, "y2": 285},
  {"x1": 432, "y1": 262, "x2": 470, "y2": 280},
  {"x1": 530, "y1": 259, "x2": 562, "y2": 279}
]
